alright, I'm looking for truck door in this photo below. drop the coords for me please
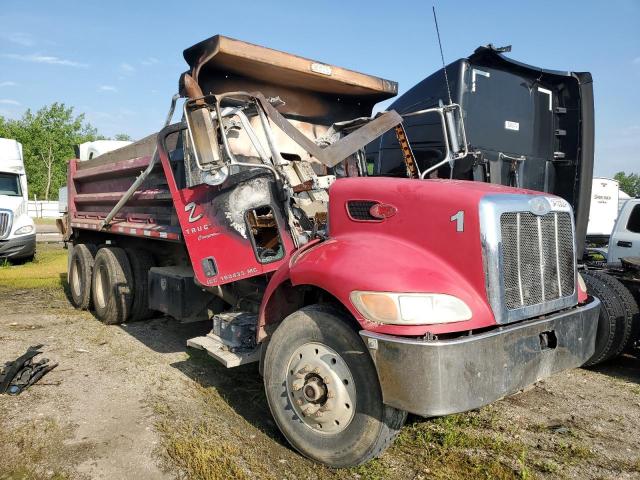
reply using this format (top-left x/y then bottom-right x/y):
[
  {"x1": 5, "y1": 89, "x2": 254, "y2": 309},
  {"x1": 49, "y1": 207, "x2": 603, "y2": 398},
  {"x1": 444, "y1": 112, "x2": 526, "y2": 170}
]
[
  {"x1": 608, "y1": 200, "x2": 640, "y2": 262},
  {"x1": 158, "y1": 125, "x2": 294, "y2": 289}
]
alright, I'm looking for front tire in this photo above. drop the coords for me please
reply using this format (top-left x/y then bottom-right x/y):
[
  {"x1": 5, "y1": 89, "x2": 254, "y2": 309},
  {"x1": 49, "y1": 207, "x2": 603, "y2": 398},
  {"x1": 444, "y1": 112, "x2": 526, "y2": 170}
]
[{"x1": 263, "y1": 305, "x2": 406, "y2": 467}]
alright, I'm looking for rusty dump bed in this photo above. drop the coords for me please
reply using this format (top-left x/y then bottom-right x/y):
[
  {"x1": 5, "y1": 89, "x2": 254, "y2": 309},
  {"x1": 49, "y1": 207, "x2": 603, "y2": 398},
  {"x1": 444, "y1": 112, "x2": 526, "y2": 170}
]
[
  {"x1": 66, "y1": 133, "x2": 181, "y2": 241},
  {"x1": 181, "y1": 35, "x2": 397, "y2": 123},
  {"x1": 67, "y1": 35, "x2": 398, "y2": 243}
]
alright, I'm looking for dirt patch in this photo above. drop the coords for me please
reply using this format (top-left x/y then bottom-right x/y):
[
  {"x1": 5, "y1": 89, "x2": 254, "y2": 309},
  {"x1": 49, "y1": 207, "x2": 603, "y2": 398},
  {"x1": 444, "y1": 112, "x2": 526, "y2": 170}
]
[{"x1": 1, "y1": 245, "x2": 639, "y2": 479}]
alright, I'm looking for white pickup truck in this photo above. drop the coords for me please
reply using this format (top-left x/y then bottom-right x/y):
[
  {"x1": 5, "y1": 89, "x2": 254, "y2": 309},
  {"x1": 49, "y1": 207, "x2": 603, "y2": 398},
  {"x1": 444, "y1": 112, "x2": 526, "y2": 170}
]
[
  {"x1": 608, "y1": 198, "x2": 640, "y2": 263},
  {"x1": 0, "y1": 138, "x2": 36, "y2": 261}
]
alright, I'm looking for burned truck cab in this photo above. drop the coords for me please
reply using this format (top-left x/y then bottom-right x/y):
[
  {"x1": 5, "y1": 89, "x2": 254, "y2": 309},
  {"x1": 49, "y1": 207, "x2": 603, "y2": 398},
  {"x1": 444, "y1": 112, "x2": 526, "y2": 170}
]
[{"x1": 156, "y1": 35, "x2": 401, "y2": 293}]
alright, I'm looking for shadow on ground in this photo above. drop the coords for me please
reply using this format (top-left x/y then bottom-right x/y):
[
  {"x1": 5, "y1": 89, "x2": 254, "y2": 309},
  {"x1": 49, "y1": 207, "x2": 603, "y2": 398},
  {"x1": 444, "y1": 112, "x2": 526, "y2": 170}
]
[
  {"x1": 117, "y1": 312, "x2": 288, "y2": 446},
  {"x1": 117, "y1": 310, "x2": 289, "y2": 446},
  {"x1": 589, "y1": 352, "x2": 640, "y2": 384},
  {"x1": 171, "y1": 349, "x2": 286, "y2": 443}
]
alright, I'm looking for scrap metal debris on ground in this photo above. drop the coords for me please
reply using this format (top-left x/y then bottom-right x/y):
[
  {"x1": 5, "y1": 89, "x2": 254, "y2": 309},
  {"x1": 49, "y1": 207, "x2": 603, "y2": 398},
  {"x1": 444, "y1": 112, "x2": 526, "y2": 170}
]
[{"x1": 0, "y1": 345, "x2": 58, "y2": 395}]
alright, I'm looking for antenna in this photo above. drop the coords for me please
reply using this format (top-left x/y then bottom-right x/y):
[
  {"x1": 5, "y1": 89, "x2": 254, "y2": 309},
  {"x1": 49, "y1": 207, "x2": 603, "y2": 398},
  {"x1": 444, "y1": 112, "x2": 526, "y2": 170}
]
[{"x1": 432, "y1": 6, "x2": 453, "y2": 105}]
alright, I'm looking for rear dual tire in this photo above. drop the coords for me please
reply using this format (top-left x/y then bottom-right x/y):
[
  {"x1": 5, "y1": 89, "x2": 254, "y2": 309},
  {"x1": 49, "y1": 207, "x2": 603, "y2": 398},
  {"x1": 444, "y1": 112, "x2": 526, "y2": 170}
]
[
  {"x1": 582, "y1": 271, "x2": 637, "y2": 365},
  {"x1": 92, "y1": 247, "x2": 134, "y2": 325},
  {"x1": 69, "y1": 243, "x2": 155, "y2": 324},
  {"x1": 68, "y1": 243, "x2": 97, "y2": 310},
  {"x1": 125, "y1": 248, "x2": 155, "y2": 321}
]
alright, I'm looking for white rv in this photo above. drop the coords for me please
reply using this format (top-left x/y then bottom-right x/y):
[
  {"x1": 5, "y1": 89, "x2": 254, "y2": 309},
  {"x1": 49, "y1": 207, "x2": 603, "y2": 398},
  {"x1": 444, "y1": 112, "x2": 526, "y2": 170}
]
[
  {"x1": 0, "y1": 138, "x2": 36, "y2": 261},
  {"x1": 587, "y1": 177, "x2": 620, "y2": 245},
  {"x1": 76, "y1": 140, "x2": 132, "y2": 161}
]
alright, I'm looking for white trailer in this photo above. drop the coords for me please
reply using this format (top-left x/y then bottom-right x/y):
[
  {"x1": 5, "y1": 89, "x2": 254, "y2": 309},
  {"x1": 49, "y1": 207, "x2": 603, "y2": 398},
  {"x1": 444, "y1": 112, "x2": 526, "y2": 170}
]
[
  {"x1": 0, "y1": 138, "x2": 36, "y2": 260},
  {"x1": 587, "y1": 177, "x2": 620, "y2": 245}
]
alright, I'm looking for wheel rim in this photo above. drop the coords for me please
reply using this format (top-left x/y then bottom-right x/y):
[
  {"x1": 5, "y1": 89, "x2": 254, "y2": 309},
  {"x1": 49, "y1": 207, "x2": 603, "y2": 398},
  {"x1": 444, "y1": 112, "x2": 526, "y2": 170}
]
[
  {"x1": 70, "y1": 257, "x2": 81, "y2": 298},
  {"x1": 95, "y1": 265, "x2": 108, "y2": 309},
  {"x1": 286, "y1": 342, "x2": 356, "y2": 434}
]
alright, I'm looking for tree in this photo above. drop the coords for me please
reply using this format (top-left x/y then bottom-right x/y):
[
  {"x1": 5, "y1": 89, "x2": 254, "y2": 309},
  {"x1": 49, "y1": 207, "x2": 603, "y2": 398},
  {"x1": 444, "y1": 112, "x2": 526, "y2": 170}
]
[
  {"x1": 0, "y1": 103, "x2": 100, "y2": 200},
  {"x1": 113, "y1": 133, "x2": 132, "y2": 141},
  {"x1": 613, "y1": 171, "x2": 640, "y2": 197}
]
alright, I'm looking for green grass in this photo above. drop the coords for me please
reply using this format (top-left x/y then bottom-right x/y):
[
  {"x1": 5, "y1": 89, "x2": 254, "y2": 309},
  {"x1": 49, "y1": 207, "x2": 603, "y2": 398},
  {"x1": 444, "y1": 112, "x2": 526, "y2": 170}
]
[
  {"x1": 0, "y1": 416, "x2": 76, "y2": 480},
  {"x1": 156, "y1": 420, "x2": 250, "y2": 480},
  {"x1": 392, "y1": 413, "x2": 529, "y2": 479},
  {"x1": 0, "y1": 244, "x2": 67, "y2": 289},
  {"x1": 33, "y1": 217, "x2": 59, "y2": 226}
]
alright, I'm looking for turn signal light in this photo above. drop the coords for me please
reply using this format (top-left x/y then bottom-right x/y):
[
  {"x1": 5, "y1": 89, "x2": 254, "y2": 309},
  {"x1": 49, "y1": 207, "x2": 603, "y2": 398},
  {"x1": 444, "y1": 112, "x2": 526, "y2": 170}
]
[
  {"x1": 369, "y1": 203, "x2": 397, "y2": 219},
  {"x1": 350, "y1": 291, "x2": 472, "y2": 325}
]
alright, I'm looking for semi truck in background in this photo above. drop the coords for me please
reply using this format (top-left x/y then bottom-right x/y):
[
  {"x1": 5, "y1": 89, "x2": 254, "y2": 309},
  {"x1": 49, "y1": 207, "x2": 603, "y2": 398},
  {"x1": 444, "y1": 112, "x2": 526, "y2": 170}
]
[
  {"x1": 367, "y1": 44, "x2": 639, "y2": 360},
  {"x1": 0, "y1": 138, "x2": 36, "y2": 261},
  {"x1": 60, "y1": 35, "x2": 600, "y2": 467}
]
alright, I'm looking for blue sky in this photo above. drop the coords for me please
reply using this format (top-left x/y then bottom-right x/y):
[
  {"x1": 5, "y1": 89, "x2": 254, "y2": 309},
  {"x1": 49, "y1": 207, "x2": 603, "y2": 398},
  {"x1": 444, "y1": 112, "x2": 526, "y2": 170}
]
[{"x1": 0, "y1": 0, "x2": 638, "y2": 177}]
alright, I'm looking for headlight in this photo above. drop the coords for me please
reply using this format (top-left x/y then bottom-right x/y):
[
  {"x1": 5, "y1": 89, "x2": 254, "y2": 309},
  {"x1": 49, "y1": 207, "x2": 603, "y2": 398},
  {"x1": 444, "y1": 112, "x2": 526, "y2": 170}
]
[
  {"x1": 350, "y1": 291, "x2": 472, "y2": 325},
  {"x1": 15, "y1": 225, "x2": 34, "y2": 235}
]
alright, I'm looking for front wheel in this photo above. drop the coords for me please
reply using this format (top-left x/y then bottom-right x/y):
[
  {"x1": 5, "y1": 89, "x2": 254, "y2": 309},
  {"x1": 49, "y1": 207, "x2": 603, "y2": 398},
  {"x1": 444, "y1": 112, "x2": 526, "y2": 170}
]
[{"x1": 263, "y1": 305, "x2": 406, "y2": 467}]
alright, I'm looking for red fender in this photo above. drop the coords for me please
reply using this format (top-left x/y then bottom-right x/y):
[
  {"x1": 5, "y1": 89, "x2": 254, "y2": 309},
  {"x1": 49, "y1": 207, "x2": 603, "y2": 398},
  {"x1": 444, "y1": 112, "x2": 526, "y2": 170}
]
[{"x1": 258, "y1": 233, "x2": 496, "y2": 339}]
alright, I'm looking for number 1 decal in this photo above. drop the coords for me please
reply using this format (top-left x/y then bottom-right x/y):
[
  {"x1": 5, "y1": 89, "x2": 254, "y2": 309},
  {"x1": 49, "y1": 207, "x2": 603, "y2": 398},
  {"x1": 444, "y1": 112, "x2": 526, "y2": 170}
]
[{"x1": 451, "y1": 210, "x2": 464, "y2": 232}]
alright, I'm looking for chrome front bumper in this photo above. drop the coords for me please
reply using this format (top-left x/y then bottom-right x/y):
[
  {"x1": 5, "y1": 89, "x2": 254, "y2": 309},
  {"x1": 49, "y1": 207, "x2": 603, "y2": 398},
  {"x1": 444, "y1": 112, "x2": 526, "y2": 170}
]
[{"x1": 360, "y1": 298, "x2": 600, "y2": 417}]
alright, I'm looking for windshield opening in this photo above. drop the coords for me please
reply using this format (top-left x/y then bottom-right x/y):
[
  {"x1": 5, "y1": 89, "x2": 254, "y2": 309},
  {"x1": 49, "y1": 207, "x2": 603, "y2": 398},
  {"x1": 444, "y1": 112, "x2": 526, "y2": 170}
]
[{"x1": 0, "y1": 173, "x2": 22, "y2": 196}]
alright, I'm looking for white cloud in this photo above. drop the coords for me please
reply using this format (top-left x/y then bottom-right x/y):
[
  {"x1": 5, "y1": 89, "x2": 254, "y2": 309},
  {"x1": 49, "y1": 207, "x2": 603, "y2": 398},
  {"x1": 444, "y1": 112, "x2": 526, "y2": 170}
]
[
  {"x1": 0, "y1": 99, "x2": 20, "y2": 105},
  {"x1": 2, "y1": 32, "x2": 34, "y2": 47},
  {"x1": 98, "y1": 85, "x2": 118, "y2": 92},
  {"x1": 141, "y1": 57, "x2": 159, "y2": 66},
  {"x1": 0, "y1": 81, "x2": 17, "y2": 87},
  {"x1": 2, "y1": 53, "x2": 87, "y2": 68},
  {"x1": 120, "y1": 62, "x2": 135, "y2": 73}
]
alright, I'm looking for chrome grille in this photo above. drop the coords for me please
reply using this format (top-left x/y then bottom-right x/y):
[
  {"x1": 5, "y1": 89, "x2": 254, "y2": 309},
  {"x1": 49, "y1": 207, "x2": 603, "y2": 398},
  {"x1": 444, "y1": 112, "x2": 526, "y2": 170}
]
[
  {"x1": 500, "y1": 211, "x2": 574, "y2": 310},
  {"x1": 0, "y1": 211, "x2": 11, "y2": 239}
]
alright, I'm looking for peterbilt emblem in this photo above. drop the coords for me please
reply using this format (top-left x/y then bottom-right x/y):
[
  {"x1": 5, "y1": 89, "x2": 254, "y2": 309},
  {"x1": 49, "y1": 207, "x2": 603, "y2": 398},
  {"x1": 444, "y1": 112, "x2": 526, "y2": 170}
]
[{"x1": 529, "y1": 197, "x2": 551, "y2": 216}]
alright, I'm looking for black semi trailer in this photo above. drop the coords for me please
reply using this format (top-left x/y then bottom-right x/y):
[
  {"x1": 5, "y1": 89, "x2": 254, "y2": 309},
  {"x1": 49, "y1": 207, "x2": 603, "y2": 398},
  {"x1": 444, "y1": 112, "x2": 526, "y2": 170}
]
[{"x1": 367, "y1": 45, "x2": 639, "y2": 363}]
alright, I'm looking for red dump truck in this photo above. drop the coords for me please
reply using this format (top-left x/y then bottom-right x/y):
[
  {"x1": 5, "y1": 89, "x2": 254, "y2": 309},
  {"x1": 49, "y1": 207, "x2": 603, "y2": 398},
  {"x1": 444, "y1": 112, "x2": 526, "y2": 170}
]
[{"x1": 62, "y1": 35, "x2": 600, "y2": 467}]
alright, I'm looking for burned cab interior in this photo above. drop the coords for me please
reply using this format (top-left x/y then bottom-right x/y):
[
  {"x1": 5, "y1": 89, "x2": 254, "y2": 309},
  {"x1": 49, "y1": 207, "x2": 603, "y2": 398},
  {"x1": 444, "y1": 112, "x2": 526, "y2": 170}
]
[{"x1": 175, "y1": 35, "x2": 402, "y2": 250}]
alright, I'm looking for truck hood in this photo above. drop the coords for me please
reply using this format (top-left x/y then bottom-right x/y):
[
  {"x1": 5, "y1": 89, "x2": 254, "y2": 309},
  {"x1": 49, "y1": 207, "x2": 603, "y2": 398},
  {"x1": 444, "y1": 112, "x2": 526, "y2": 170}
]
[
  {"x1": 307, "y1": 177, "x2": 571, "y2": 337},
  {"x1": 0, "y1": 195, "x2": 24, "y2": 213}
]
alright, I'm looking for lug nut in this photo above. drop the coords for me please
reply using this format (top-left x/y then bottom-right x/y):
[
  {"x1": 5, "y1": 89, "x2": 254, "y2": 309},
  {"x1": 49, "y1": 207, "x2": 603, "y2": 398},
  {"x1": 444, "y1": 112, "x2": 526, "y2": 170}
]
[
  {"x1": 327, "y1": 392, "x2": 335, "y2": 399},
  {"x1": 296, "y1": 399, "x2": 304, "y2": 406},
  {"x1": 315, "y1": 411, "x2": 323, "y2": 417}
]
